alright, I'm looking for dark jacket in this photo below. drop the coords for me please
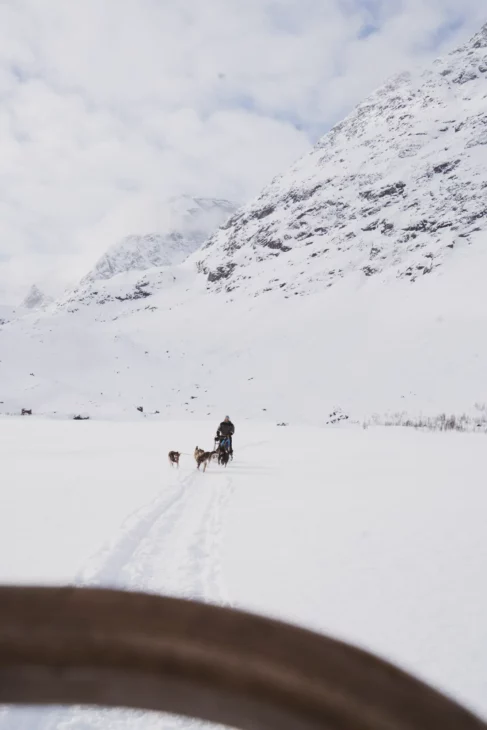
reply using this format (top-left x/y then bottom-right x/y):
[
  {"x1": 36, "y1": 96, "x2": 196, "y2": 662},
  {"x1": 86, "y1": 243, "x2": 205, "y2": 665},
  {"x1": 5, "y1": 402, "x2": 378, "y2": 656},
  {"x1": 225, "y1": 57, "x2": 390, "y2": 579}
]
[{"x1": 218, "y1": 420, "x2": 235, "y2": 437}]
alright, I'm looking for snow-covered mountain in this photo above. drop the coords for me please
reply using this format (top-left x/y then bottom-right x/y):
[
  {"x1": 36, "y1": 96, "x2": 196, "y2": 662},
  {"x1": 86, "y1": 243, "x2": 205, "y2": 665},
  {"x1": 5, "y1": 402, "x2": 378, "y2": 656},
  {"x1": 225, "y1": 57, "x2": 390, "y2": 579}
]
[
  {"x1": 82, "y1": 196, "x2": 235, "y2": 284},
  {"x1": 21, "y1": 285, "x2": 53, "y2": 311},
  {"x1": 197, "y1": 24, "x2": 487, "y2": 297},
  {"x1": 63, "y1": 196, "x2": 235, "y2": 308},
  {"x1": 1, "y1": 26, "x2": 487, "y2": 425}
]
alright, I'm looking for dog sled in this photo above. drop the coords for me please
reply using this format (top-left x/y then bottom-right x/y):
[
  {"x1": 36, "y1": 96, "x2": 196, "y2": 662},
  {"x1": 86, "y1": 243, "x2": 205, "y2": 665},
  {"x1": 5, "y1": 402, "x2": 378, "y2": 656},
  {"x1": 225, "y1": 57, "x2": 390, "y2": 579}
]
[
  {"x1": 0, "y1": 585, "x2": 485, "y2": 730},
  {"x1": 214, "y1": 434, "x2": 233, "y2": 460}
]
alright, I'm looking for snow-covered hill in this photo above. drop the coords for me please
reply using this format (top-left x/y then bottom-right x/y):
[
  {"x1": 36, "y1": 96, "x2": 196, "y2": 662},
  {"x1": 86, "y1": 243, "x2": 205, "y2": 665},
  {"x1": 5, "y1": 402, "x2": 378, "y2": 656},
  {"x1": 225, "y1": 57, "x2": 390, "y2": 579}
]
[
  {"x1": 1, "y1": 27, "x2": 487, "y2": 425},
  {"x1": 82, "y1": 196, "x2": 235, "y2": 284},
  {"x1": 197, "y1": 24, "x2": 487, "y2": 297}
]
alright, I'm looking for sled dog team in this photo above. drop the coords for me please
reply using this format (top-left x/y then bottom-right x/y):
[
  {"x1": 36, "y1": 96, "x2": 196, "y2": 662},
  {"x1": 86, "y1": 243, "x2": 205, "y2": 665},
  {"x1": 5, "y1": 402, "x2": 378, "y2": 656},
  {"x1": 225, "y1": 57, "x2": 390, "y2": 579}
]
[{"x1": 168, "y1": 416, "x2": 234, "y2": 472}]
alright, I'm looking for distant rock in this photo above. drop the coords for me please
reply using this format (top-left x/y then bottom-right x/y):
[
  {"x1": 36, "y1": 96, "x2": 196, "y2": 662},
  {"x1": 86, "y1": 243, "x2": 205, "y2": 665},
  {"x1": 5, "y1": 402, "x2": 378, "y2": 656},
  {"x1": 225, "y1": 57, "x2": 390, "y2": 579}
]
[
  {"x1": 22, "y1": 285, "x2": 53, "y2": 311},
  {"x1": 326, "y1": 409, "x2": 349, "y2": 425}
]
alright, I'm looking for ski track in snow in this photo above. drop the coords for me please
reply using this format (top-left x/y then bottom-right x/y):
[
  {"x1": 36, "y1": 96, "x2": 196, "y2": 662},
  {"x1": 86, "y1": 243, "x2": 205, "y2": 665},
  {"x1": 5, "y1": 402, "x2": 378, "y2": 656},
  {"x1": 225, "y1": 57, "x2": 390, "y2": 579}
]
[
  {"x1": 81, "y1": 464, "x2": 235, "y2": 604},
  {"x1": 1, "y1": 464, "x2": 235, "y2": 730}
]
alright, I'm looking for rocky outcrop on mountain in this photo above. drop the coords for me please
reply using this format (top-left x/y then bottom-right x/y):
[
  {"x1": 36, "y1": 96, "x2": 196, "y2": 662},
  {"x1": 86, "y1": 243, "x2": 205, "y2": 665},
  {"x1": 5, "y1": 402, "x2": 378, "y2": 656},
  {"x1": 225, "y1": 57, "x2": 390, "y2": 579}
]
[
  {"x1": 197, "y1": 24, "x2": 487, "y2": 297},
  {"x1": 57, "y1": 268, "x2": 180, "y2": 312}
]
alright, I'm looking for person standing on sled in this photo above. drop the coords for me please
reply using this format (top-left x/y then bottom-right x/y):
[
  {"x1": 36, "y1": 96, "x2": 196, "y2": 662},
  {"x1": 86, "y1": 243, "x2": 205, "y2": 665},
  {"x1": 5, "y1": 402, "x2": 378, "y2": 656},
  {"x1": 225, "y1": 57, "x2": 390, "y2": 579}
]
[{"x1": 216, "y1": 416, "x2": 235, "y2": 457}]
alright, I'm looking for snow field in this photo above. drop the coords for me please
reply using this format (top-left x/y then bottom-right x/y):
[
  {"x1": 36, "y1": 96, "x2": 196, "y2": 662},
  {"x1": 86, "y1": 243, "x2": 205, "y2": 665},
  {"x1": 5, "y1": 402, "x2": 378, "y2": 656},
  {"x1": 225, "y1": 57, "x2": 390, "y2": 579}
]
[{"x1": 0, "y1": 418, "x2": 486, "y2": 728}]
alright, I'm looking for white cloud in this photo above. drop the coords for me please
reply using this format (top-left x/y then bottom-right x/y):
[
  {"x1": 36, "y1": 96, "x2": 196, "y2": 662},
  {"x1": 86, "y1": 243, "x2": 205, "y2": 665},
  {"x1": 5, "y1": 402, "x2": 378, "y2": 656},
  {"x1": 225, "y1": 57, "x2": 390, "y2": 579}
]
[{"x1": 0, "y1": 0, "x2": 484, "y2": 301}]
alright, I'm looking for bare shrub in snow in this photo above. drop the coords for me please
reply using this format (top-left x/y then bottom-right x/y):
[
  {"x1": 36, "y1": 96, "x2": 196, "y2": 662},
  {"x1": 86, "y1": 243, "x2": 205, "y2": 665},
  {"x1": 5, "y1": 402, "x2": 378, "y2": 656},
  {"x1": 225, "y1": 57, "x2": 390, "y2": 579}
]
[{"x1": 363, "y1": 410, "x2": 487, "y2": 433}]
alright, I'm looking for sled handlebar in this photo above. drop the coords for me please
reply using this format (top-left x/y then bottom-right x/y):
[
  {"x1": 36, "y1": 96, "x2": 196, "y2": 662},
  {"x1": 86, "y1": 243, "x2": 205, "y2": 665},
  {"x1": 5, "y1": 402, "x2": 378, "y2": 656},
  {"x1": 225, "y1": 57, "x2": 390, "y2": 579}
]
[{"x1": 0, "y1": 586, "x2": 484, "y2": 730}]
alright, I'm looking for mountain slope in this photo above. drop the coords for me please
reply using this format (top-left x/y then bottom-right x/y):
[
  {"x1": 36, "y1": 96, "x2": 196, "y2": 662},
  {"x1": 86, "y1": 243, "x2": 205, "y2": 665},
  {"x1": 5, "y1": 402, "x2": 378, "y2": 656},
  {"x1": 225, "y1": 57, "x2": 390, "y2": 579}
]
[
  {"x1": 83, "y1": 196, "x2": 235, "y2": 284},
  {"x1": 197, "y1": 24, "x2": 487, "y2": 297},
  {"x1": 0, "y1": 302, "x2": 30, "y2": 325},
  {"x1": 1, "y1": 240, "x2": 486, "y2": 425}
]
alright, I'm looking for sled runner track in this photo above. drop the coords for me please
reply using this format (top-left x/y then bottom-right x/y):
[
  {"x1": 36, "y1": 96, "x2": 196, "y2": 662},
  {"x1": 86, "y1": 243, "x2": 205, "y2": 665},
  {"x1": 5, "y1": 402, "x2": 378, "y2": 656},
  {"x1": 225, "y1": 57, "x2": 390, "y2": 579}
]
[
  {"x1": 177, "y1": 475, "x2": 235, "y2": 605},
  {"x1": 116, "y1": 469, "x2": 208, "y2": 595},
  {"x1": 202, "y1": 476, "x2": 235, "y2": 606},
  {"x1": 78, "y1": 466, "x2": 234, "y2": 603},
  {"x1": 118, "y1": 472, "x2": 234, "y2": 604},
  {"x1": 78, "y1": 470, "x2": 198, "y2": 589}
]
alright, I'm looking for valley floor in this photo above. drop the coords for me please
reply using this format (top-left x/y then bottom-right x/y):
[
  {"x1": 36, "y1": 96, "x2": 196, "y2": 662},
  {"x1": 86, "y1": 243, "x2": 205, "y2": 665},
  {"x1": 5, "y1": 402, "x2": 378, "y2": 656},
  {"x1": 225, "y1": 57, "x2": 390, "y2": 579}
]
[{"x1": 0, "y1": 418, "x2": 486, "y2": 727}]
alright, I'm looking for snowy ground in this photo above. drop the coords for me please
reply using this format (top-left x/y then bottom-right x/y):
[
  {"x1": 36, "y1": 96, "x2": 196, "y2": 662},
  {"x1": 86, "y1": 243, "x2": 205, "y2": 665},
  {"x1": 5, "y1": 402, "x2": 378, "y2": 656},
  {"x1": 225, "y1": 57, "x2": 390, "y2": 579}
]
[{"x1": 0, "y1": 418, "x2": 486, "y2": 728}]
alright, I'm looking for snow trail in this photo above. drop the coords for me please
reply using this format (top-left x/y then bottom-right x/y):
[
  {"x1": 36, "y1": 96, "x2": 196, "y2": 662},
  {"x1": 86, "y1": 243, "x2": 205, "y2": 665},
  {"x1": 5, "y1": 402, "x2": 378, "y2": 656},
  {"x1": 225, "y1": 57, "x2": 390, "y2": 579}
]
[
  {"x1": 78, "y1": 469, "x2": 196, "y2": 588},
  {"x1": 80, "y1": 461, "x2": 234, "y2": 604}
]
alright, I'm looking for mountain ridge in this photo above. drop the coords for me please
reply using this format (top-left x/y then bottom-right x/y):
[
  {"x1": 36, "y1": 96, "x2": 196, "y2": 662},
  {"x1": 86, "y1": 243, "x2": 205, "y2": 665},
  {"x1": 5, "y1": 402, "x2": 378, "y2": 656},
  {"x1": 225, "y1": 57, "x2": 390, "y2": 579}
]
[
  {"x1": 81, "y1": 196, "x2": 235, "y2": 285},
  {"x1": 62, "y1": 195, "x2": 235, "y2": 309}
]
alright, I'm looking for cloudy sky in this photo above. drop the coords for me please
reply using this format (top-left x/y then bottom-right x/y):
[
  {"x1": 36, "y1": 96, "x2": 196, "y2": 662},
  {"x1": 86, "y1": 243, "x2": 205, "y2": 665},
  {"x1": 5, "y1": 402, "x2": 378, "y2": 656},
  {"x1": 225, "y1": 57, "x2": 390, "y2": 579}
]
[{"x1": 0, "y1": 0, "x2": 485, "y2": 302}]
